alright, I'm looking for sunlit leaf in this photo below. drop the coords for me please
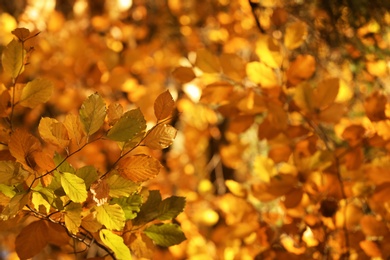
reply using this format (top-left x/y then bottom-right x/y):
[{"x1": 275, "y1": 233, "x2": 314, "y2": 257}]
[
  {"x1": 60, "y1": 172, "x2": 87, "y2": 203},
  {"x1": 246, "y1": 61, "x2": 278, "y2": 88},
  {"x1": 0, "y1": 191, "x2": 30, "y2": 220},
  {"x1": 8, "y1": 128, "x2": 41, "y2": 169},
  {"x1": 313, "y1": 78, "x2": 339, "y2": 110},
  {"x1": 32, "y1": 191, "x2": 51, "y2": 214},
  {"x1": 2, "y1": 39, "x2": 25, "y2": 78},
  {"x1": 64, "y1": 113, "x2": 87, "y2": 147},
  {"x1": 107, "y1": 108, "x2": 146, "y2": 142},
  {"x1": 19, "y1": 78, "x2": 53, "y2": 108},
  {"x1": 96, "y1": 203, "x2": 126, "y2": 230},
  {"x1": 117, "y1": 154, "x2": 161, "y2": 182},
  {"x1": 127, "y1": 233, "x2": 155, "y2": 259},
  {"x1": 154, "y1": 90, "x2": 175, "y2": 121},
  {"x1": 144, "y1": 223, "x2": 186, "y2": 247},
  {"x1": 255, "y1": 35, "x2": 282, "y2": 68},
  {"x1": 284, "y1": 21, "x2": 307, "y2": 50},
  {"x1": 64, "y1": 202, "x2": 82, "y2": 234},
  {"x1": 144, "y1": 124, "x2": 177, "y2": 150},
  {"x1": 100, "y1": 229, "x2": 132, "y2": 260},
  {"x1": 79, "y1": 93, "x2": 106, "y2": 136}
]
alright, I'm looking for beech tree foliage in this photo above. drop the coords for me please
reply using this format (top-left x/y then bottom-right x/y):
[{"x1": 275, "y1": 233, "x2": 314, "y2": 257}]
[{"x1": 1, "y1": 0, "x2": 390, "y2": 259}]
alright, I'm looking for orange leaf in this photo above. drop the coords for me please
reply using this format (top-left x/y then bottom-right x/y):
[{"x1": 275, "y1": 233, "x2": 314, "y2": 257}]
[
  {"x1": 90, "y1": 179, "x2": 110, "y2": 206},
  {"x1": 117, "y1": 154, "x2": 162, "y2": 182},
  {"x1": 9, "y1": 128, "x2": 41, "y2": 169},
  {"x1": 107, "y1": 103, "x2": 123, "y2": 126},
  {"x1": 286, "y1": 55, "x2": 316, "y2": 86},
  {"x1": 11, "y1": 28, "x2": 30, "y2": 41},
  {"x1": 313, "y1": 78, "x2": 339, "y2": 110},
  {"x1": 360, "y1": 215, "x2": 388, "y2": 237},
  {"x1": 154, "y1": 90, "x2": 175, "y2": 121},
  {"x1": 194, "y1": 48, "x2": 221, "y2": 73},
  {"x1": 172, "y1": 66, "x2": 196, "y2": 83},
  {"x1": 364, "y1": 91, "x2": 387, "y2": 122},
  {"x1": 15, "y1": 220, "x2": 48, "y2": 259},
  {"x1": 360, "y1": 240, "x2": 382, "y2": 258},
  {"x1": 200, "y1": 82, "x2": 234, "y2": 105},
  {"x1": 284, "y1": 21, "x2": 307, "y2": 50}
]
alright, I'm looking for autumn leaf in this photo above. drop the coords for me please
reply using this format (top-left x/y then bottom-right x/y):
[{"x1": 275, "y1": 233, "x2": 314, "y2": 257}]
[
  {"x1": 64, "y1": 202, "x2": 82, "y2": 234},
  {"x1": 312, "y1": 78, "x2": 340, "y2": 110},
  {"x1": 286, "y1": 55, "x2": 316, "y2": 85},
  {"x1": 144, "y1": 124, "x2": 177, "y2": 150},
  {"x1": 8, "y1": 128, "x2": 41, "y2": 170},
  {"x1": 107, "y1": 102, "x2": 123, "y2": 126},
  {"x1": 11, "y1": 28, "x2": 30, "y2": 41},
  {"x1": 154, "y1": 90, "x2": 175, "y2": 121},
  {"x1": 117, "y1": 154, "x2": 161, "y2": 182},
  {"x1": 19, "y1": 78, "x2": 53, "y2": 108},
  {"x1": 15, "y1": 220, "x2": 48, "y2": 260},
  {"x1": 100, "y1": 229, "x2": 132, "y2": 260},
  {"x1": 96, "y1": 203, "x2": 126, "y2": 230},
  {"x1": 60, "y1": 172, "x2": 87, "y2": 203},
  {"x1": 107, "y1": 108, "x2": 146, "y2": 142},
  {"x1": 64, "y1": 113, "x2": 87, "y2": 147},
  {"x1": 38, "y1": 117, "x2": 69, "y2": 148},
  {"x1": 2, "y1": 39, "x2": 25, "y2": 78},
  {"x1": 144, "y1": 223, "x2": 186, "y2": 247},
  {"x1": 246, "y1": 61, "x2": 278, "y2": 88},
  {"x1": 284, "y1": 21, "x2": 307, "y2": 50},
  {"x1": 172, "y1": 66, "x2": 196, "y2": 83},
  {"x1": 195, "y1": 48, "x2": 221, "y2": 73},
  {"x1": 106, "y1": 173, "x2": 140, "y2": 198},
  {"x1": 79, "y1": 93, "x2": 106, "y2": 136}
]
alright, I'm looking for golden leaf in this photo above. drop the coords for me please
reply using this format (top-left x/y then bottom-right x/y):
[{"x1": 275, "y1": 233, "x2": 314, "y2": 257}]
[
  {"x1": 144, "y1": 124, "x2": 177, "y2": 150},
  {"x1": 172, "y1": 66, "x2": 196, "y2": 83},
  {"x1": 195, "y1": 48, "x2": 221, "y2": 73},
  {"x1": 255, "y1": 35, "x2": 283, "y2": 68},
  {"x1": 312, "y1": 78, "x2": 340, "y2": 110},
  {"x1": 284, "y1": 21, "x2": 307, "y2": 50},
  {"x1": 117, "y1": 154, "x2": 161, "y2": 182},
  {"x1": 8, "y1": 128, "x2": 41, "y2": 170},
  {"x1": 246, "y1": 61, "x2": 278, "y2": 88},
  {"x1": 154, "y1": 90, "x2": 175, "y2": 121}
]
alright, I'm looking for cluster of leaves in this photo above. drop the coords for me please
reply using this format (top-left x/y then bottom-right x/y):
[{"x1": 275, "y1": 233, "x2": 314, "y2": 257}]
[{"x1": 0, "y1": 28, "x2": 185, "y2": 259}]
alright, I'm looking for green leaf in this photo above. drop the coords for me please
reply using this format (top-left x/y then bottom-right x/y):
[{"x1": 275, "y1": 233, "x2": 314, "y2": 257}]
[
  {"x1": 106, "y1": 173, "x2": 140, "y2": 198},
  {"x1": 53, "y1": 153, "x2": 75, "y2": 173},
  {"x1": 75, "y1": 165, "x2": 98, "y2": 189},
  {"x1": 107, "y1": 108, "x2": 146, "y2": 142},
  {"x1": 0, "y1": 161, "x2": 29, "y2": 185},
  {"x1": 158, "y1": 196, "x2": 186, "y2": 220},
  {"x1": 64, "y1": 202, "x2": 82, "y2": 234},
  {"x1": 144, "y1": 223, "x2": 186, "y2": 247},
  {"x1": 133, "y1": 190, "x2": 162, "y2": 225},
  {"x1": 60, "y1": 172, "x2": 87, "y2": 203},
  {"x1": 2, "y1": 38, "x2": 25, "y2": 78},
  {"x1": 0, "y1": 184, "x2": 16, "y2": 198},
  {"x1": 79, "y1": 93, "x2": 106, "y2": 136},
  {"x1": 32, "y1": 185, "x2": 62, "y2": 210},
  {"x1": 99, "y1": 229, "x2": 132, "y2": 260},
  {"x1": 96, "y1": 203, "x2": 126, "y2": 230},
  {"x1": 111, "y1": 195, "x2": 142, "y2": 220},
  {"x1": 19, "y1": 78, "x2": 53, "y2": 108}
]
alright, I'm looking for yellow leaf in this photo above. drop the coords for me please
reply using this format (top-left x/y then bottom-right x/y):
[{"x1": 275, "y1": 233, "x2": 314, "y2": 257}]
[
  {"x1": 19, "y1": 78, "x2": 53, "y2": 108},
  {"x1": 195, "y1": 48, "x2": 221, "y2": 73},
  {"x1": 200, "y1": 82, "x2": 234, "y2": 105},
  {"x1": 255, "y1": 35, "x2": 282, "y2": 68},
  {"x1": 117, "y1": 154, "x2": 161, "y2": 182},
  {"x1": 172, "y1": 66, "x2": 196, "y2": 83},
  {"x1": 286, "y1": 55, "x2": 316, "y2": 85},
  {"x1": 144, "y1": 124, "x2": 177, "y2": 150},
  {"x1": 366, "y1": 60, "x2": 387, "y2": 77},
  {"x1": 126, "y1": 233, "x2": 155, "y2": 259},
  {"x1": 284, "y1": 21, "x2": 307, "y2": 50},
  {"x1": 253, "y1": 155, "x2": 276, "y2": 183},
  {"x1": 246, "y1": 61, "x2": 278, "y2": 88},
  {"x1": 225, "y1": 180, "x2": 247, "y2": 197},
  {"x1": 154, "y1": 90, "x2": 175, "y2": 121}
]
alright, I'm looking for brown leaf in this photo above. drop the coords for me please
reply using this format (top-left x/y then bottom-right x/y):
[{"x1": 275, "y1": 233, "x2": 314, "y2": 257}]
[
  {"x1": 312, "y1": 78, "x2": 339, "y2": 110},
  {"x1": 154, "y1": 90, "x2": 175, "y2": 121},
  {"x1": 90, "y1": 179, "x2": 110, "y2": 206},
  {"x1": 117, "y1": 154, "x2": 161, "y2": 182},
  {"x1": 364, "y1": 91, "x2": 387, "y2": 122},
  {"x1": 360, "y1": 240, "x2": 382, "y2": 258},
  {"x1": 11, "y1": 28, "x2": 30, "y2": 41},
  {"x1": 172, "y1": 66, "x2": 196, "y2": 83},
  {"x1": 15, "y1": 220, "x2": 48, "y2": 259},
  {"x1": 360, "y1": 215, "x2": 388, "y2": 237},
  {"x1": 195, "y1": 48, "x2": 221, "y2": 73}
]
